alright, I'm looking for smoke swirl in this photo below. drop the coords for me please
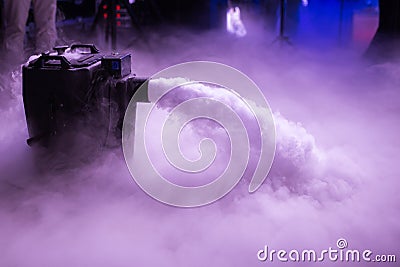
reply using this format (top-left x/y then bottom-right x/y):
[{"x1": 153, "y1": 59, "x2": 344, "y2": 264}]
[{"x1": 122, "y1": 62, "x2": 276, "y2": 207}]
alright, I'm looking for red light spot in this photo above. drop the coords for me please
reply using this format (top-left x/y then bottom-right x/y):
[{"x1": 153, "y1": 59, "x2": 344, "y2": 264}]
[
  {"x1": 117, "y1": 21, "x2": 122, "y2": 27},
  {"x1": 116, "y1": 13, "x2": 121, "y2": 19},
  {"x1": 103, "y1": 4, "x2": 107, "y2": 9},
  {"x1": 116, "y1": 5, "x2": 121, "y2": 11},
  {"x1": 103, "y1": 13, "x2": 108, "y2": 19}
]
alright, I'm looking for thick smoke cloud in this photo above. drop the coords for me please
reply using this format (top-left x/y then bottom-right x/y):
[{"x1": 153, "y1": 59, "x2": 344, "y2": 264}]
[{"x1": 0, "y1": 15, "x2": 399, "y2": 267}]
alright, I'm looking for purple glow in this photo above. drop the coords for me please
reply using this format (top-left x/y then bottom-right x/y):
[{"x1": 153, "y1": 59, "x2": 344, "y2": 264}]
[{"x1": 0, "y1": 11, "x2": 399, "y2": 267}]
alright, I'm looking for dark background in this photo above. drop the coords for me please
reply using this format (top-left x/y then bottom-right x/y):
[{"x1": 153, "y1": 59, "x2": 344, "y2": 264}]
[{"x1": 1, "y1": 0, "x2": 400, "y2": 61}]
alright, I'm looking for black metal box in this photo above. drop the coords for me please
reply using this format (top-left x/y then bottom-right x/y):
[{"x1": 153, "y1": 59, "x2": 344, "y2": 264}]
[
  {"x1": 22, "y1": 44, "x2": 148, "y2": 148},
  {"x1": 22, "y1": 44, "x2": 105, "y2": 145}
]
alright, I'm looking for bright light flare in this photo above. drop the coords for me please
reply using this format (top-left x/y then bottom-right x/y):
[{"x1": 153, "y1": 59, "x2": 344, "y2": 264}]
[{"x1": 226, "y1": 7, "x2": 247, "y2": 37}]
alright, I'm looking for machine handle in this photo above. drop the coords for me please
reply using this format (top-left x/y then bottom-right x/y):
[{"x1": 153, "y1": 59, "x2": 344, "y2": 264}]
[
  {"x1": 30, "y1": 55, "x2": 72, "y2": 69},
  {"x1": 53, "y1": 45, "x2": 69, "y2": 55},
  {"x1": 70, "y1": 44, "x2": 100, "y2": 54}
]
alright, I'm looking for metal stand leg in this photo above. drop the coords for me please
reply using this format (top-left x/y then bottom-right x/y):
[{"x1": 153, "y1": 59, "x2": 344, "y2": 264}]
[
  {"x1": 271, "y1": 0, "x2": 292, "y2": 46},
  {"x1": 92, "y1": 0, "x2": 143, "y2": 50}
]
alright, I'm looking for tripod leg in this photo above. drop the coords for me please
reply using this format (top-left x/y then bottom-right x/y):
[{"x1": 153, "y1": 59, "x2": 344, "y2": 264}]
[
  {"x1": 280, "y1": 0, "x2": 286, "y2": 38},
  {"x1": 271, "y1": 0, "x2": 292, "y2": 46},
  {"x1": 106, "y1": 12, "x2": 110, "y2": 43},
  {"x1": 109, "y1": 0, "x2": 117, "y2": 50},
  {"x1": 119, "y1": 0, "x2": 143, "y2": 32},
  {"x1": 91, "y1": 0, "x2": 107, "y2": 32}
]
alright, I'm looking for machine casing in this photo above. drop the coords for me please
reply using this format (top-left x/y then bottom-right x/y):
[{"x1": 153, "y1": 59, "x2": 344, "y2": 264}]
[{"x1": 22, "y1": 44, "x2": 146, "y2": 147}]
